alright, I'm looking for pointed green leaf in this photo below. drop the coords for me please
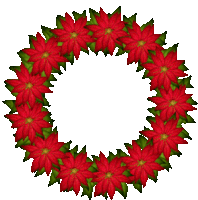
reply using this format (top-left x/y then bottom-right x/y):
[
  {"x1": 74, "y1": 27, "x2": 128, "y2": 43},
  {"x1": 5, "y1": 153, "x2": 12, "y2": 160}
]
[
  {"x1": 23, "y1": 150, "x2": 30, "y2": 162},
  {"x1": 187, "y1": 96, "x2": 198, "y2": 105},
  {"x1": 15, "y1": 136, "x2": 31, "y2": 148},
  {"x1": 162, "y1": 43, "x2": 179, "y2": 57},
  {"x1": 155, "y1": 31, "x2": 167, "y2": 46},
  {"x1": 35, "y1": 167, "x2": 45, "y2": 177},
  {"x1": 116, "y1": 182, "x2": 128, "y2": 198},
  {"x1": 123, "y1": 13, "x2": 137, "y2": 29},
  {"x1": 178, "y1": 75, "x2": 194, "y2": 88},
  {"x1": 56, "y1": 15, "x2": 65, "y2": 29},
  {"x1": 81, "y1": 178, "x2": 96, "y2": 200},
  {"x1": 86, "y1": 8, "x2": 99, "y2": 25},
  {"x1": 72, "y1": 10, "x2": 86, "y2": 21},
  {"x1": 70, "y1": 145, "x2": 78, "y2": 158},
  {"x1": 178, "y1": 62, "x2": 189, "y2": 72},
  {"x1": 17, "y1": 50, "x2": 30, "y2": 62},
  {"x1": 3, "y1": 100, "x2": 17, "y2": 114},
  {"x1": 65, "y1": 51, "x2": 74, "y2": 65},
  {"x1": 48, "y1": 168, "x2": 60, "y2": 186},
  {"x1": 28, "y1": 35, "x2": 37, "y2": 49},
  {"x1": 140, "y1": 18, "x2": 154, "y2": 31},
  {"x1": 41, "y1": 25, "x2": 55, "y2": 42},
  {"x1": 133, "y1": 180, "x2": 142, "y2": 193}
]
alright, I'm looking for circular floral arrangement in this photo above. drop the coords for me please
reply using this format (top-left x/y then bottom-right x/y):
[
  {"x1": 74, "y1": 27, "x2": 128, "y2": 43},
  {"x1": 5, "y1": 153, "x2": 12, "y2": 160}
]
[{"x1": 3, "y1": 6, "x2": 197, "y2": 200}]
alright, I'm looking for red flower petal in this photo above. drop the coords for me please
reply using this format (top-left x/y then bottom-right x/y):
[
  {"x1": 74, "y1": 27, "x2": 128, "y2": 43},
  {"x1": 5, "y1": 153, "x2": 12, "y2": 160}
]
[
  {"x1": 95, "y1": 15, "x2": 107, "y2": 28},
  {"x1": 65, "y1": 12, "x2": 75, "y2": 30},
  {"x1": 31, "y1": 157, "x2": 40, "y2": 173}
]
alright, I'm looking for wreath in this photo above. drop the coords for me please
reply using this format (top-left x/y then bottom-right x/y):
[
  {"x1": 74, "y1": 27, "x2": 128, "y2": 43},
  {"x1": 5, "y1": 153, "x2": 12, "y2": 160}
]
[{"x1": 3, "y1": 6, "x2": 197, "y2": 200}]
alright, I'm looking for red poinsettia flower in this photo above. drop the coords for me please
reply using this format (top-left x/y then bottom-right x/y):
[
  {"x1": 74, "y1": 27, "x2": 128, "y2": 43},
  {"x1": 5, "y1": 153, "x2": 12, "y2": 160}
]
[
  {"x1": 140, "y1": 115, "x2": 188, "y2": 160},
  {"x1": 5, "y1": 63, "x2": 53, "y2": 107},
  {"x1": 142, "y1": 49, "x2": 188, "y2": 91},
  {"x1": 148, "y1": 84, "x2": 197, "y2": 121},
  {"x1": 21, "y1": 133, "x2": 66, "y2": 176},
  {"x1": 5, "y1": 102, "x2": 52, "y2": 143},
  {"x1": 56, "y1": 152, "x2": 93, "y2": 196},
  {"x1": 22, "y1": 32, "x2": 68, "y2": 78},
  {"x1": 91, "y1": 152, "x2": 131, "y2": 200},
  {"x1": 50, "y1": 13, "x2": 95, "y2": 60},
  {"x1": 118, "y1": 21, "x2": 164, "y2": 65},
  {"x1": 121, "y1": 141, "x2": 164, "y2": 187},
  {"x1": 85, "y1": 7, "x2": 129, "y2": 56}
]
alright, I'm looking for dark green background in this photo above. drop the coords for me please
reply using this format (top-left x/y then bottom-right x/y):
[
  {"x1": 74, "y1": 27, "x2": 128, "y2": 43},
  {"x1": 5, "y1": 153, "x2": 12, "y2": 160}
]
[{"x1": 0, "y1": 0, "x2": 198, "y2": 200}]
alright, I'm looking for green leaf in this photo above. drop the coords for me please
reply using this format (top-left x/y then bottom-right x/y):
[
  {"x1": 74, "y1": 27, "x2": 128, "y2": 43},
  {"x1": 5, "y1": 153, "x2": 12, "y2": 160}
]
[
  {"x1": 136, "y1": 63, "x2": 144, "y2": 72},
  {"x1": 147, "y1": 107, "x2": 161, "y2": 116},
  {"x1": 36, "y1": 95, "x2": 50, "y2": 107},
  {"x1": 162, "y1": 43, "x2": 179, "y2": 57},
  {"x1": 81, "y1": 178, "x2": 96, "y2": 200},
  {"x1": 23, "y1": 151, "x2": 30, "y2": 162},
  {"x1": 72, "y1": 10, "x2": 86, "y2": 21},
  {"x1": 87, "y1": 42, "x2": 96, "y2": 53},
  {"x1": 140, "y1": 18, "x2": 154, "y2": 31},
  {"x1": 111, "y1": 6, "x2": 121, "y2": 15},
  {"x1": 28, "y1": 35, "x2": 37, "y2": 49},
  {"x1": 17, "y1": 50, "x2": 30, "y2": 62},
  {"x1": 4, "y1": 82, "x2": 17, "y2": 97},
  {"x1": 187, "y1": 96, "x2": 198, "y2": 105},
  {"x1": 136, "y1": 135, "x2": 148, "y2": 149},
  {"x1": 116, "y1": 182, "x2": 128, "y2": 198},
  {"x1": 107, "y1": 151, "x2": 117, "y2": 163},
  {"x1": 80, "y1": 47, "x2": 89, "y2": 55},
  {"x1": 178, "y1": 129, "x2": 192, "y2": 140},
  {"x1": 78, "y1": 145, "x2": 87, "y2": 154},
  {"x1": 123, "y1": 13, "x2": 137, "y2": 29},
  {"x1": 65, "y1": 51, "x2": 74, "y2": 65},
  {"x1": 115, "y1": 47, "x2": 128, "y2": 56},
  {"x1": 124, "y1": 143, "x2": 133, "y2": 151},
  {"x1": 178, "y1": 62, "x2": 189, "y2": 72},
  {"x1": 86, "y1": 8, "x2": 99, "y2": 26},
  {"x1": 35, "y1": 167, "x2": 45, "y2": 177},
  {"x1": 41, "y1": 25, "x2": 55, "y2": 42},
  {"x1": 186, "y1": 114, "x2": 196, "y2": 123},
  {"x1": 15, "y1": 136, "x2": 31, "y2": 148},
  {"x1": 178, "y1": 75, "x2": 194, "y2": 88},
  {"x1": 155, "y1": 153, "x2": 172, "y2": 172},
  {"x1": 48, "y1": 168, "x2": 60, "y2": 186},
  {"x1": 70, "y1": 145, "x2": 78, "y2": 158},
  {"x1": 56, "y1": 15, "x2": 65, "y2": 29},
  {"x1": 3, "y1": 100, "x2": 17, "y2": 114},
  {"x1": 155, "y1": 31, "x2": 167, "y2": 46},
  {"x1": 133, "y1": 179, "x2": 142, "y2": 193},
  {"x1": 148, "y1": 170, "x2": 158, "y2": 183},
  {"x1": 9, "y1": 65, "x2": 21, "y2": 73}
]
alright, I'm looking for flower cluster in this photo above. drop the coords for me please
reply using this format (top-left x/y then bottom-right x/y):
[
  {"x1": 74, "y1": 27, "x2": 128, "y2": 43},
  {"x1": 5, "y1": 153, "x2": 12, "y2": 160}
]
[{"x1": 4, "y1": 7, "x2": 197, "y2": 200}]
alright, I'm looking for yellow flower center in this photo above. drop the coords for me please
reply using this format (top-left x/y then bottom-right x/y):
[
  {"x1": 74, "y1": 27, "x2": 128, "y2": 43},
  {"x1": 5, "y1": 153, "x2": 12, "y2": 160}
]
[
  {"x1": 105, "y1": 172, "x2": 113, "y2": 178},
  {"x1": 138, "y1": 159, "x2": 146, "y2": 166},
  {"x1": 138, "y1": 40, "x2": 146, "y2": 47},
  {"x1": 26, "y1": 117, "x2": 33, "y2": 123},
  {"x1": 42, "y1": 52, "x2": 49, "y2": 58},
  {"x1": 161, "y1": 66, "x2": 168, "y2": 72},
  {"x1": 70, "y1": 32, "x2": 78, "y2": 38},
  {"x1": 42, "y1": 148, "x2": 50, "y2": 155},
  {"x1": 71, "y1": 168, "x2": 78, "y2": 174},
  {"x1": 169, "y1": 100, "x2": 177, "y2": 106},
  {"x1": 26, "y1": 82, "x2": 33, "y2": 89},
  {"x1": 161, "y1": 133, "x2": 168, "y2": 140},
  {"x1": 105, "y1": 28, "x2": 112, "y2": 34}
]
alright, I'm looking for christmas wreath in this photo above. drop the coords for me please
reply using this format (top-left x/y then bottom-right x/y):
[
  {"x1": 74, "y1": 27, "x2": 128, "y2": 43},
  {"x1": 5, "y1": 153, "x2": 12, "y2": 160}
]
[{"x1": 3, "y1": 6, "x2": 197, "y2": 200}]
